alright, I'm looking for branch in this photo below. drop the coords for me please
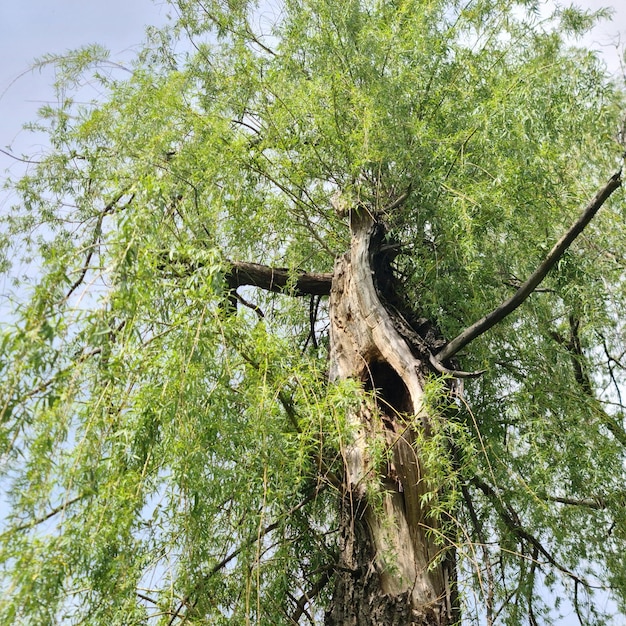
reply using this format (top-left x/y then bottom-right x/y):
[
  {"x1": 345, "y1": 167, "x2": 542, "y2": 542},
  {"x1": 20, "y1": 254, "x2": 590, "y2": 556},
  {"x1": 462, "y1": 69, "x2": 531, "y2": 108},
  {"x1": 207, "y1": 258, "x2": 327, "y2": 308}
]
[
  {"x1": 549, "y1": 314, "x2": 592, "y2": 395},
  {"x1": 64, "y1": 190, "x2": 133, "y2": 302},
  {"x1": 471, "y1": 477, "x2": 589, "y2": 586},
  {"x1": 289, "y1": 568, "x2": 333, "y2": 624},
  {"x1": 233, "y1": 290, "x2": 265, "y2": 318},
  {"x1": 1, "y1": 494, "x2": 85, "y2": 537},
  {"x1": 0, "y1": 147, "x2": 42, "y2": 164},
  {"x1": 167, "y1": 488, "x2": 324, "y2": 625},
  {"x1": 437, "y1": 171, "x2": 622, "y2": 362},
  {"x1": 546, "y1": 495, "x2": 607, "y2": 510},
  {"x1": 460, "y1": 484, "x2": 494, "y2": 624},
  {"x1": 159, "y1": 253, "x2": 333, "y2": 297},
  {"x1": 428, "y1": 353, "x2": 486, "y2": 379},
  {"x1": 136, "y1": 591, "x2": 160, "y2": 606},
  {"x1": 557, "y1": 323, "x2": 626, "y2": 447},
  {"x1": 226, "y1": 261, "x2": 332, "y2": 296}
]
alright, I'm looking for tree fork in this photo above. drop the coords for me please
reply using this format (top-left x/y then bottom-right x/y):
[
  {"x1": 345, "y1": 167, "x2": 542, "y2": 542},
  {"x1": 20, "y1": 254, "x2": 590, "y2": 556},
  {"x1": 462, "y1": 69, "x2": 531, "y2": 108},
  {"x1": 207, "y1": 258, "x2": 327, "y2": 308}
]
[{"x1": 325, "y1": 210, "x2": 457, "y2": 625}]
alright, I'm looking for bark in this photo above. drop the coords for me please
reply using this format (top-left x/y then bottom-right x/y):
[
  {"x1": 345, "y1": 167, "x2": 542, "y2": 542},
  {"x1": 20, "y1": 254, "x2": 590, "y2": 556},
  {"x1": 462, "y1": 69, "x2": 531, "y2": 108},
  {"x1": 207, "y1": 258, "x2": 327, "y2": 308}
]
[
  {"x1": 226, "y1": 261, "x2": 332, "y2": 296},
  {"x1": 325, "y1": 210, "x2": 456, "y2": 626}
]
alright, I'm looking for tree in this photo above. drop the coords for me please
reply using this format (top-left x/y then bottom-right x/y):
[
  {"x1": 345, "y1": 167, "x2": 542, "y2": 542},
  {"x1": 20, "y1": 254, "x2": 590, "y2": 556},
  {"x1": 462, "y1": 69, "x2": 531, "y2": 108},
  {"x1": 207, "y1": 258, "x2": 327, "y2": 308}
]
[{"x1": 1, "y1": 0, "x2": 625, "y2": 623}]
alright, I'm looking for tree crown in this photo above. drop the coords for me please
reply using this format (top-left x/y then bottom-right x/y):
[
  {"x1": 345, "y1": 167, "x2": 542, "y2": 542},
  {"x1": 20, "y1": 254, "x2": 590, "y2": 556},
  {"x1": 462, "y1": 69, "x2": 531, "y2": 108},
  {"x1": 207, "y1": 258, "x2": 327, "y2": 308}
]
[{"x1": 1, "y1": 0, "x2": 625, "y2": 623}]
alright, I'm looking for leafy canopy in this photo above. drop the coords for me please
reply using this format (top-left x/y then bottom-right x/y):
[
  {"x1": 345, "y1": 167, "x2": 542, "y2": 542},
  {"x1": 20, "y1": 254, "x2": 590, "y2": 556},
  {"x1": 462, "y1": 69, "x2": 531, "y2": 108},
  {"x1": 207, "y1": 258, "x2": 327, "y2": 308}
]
[{"x1": 1, "y1": 0, "x2": 625, "y2": 623}]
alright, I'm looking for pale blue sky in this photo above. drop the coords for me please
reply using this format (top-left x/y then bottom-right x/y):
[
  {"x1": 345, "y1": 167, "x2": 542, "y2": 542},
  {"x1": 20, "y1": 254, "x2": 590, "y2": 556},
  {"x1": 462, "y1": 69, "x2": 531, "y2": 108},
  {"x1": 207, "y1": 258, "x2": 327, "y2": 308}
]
[{"x1": 0, "y1": 0, "x2": 170, "y2": 176}]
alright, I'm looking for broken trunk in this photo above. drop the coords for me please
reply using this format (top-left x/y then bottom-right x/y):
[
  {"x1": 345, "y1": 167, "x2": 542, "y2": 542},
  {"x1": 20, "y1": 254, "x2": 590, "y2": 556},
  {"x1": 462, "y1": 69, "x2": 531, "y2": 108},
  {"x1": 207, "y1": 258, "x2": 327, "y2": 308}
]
[{"x1": 325, "y1": 209, "x2": 457, "y2": 625}]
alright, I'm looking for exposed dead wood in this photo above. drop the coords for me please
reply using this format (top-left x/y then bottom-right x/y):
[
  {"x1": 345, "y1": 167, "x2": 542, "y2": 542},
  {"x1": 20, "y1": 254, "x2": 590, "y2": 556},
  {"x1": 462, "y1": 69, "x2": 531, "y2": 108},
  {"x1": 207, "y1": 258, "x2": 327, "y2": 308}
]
[{"x1": 325, "y1": 209, "x2": 456, "y2": 625}]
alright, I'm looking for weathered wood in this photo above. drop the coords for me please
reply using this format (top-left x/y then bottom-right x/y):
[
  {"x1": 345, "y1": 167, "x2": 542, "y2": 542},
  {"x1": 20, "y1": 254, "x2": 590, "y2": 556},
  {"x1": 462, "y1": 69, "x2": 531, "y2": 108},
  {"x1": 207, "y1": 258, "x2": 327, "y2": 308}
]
[{"x1": 325, "y1": 210, "x2": 456, "y2": 625}]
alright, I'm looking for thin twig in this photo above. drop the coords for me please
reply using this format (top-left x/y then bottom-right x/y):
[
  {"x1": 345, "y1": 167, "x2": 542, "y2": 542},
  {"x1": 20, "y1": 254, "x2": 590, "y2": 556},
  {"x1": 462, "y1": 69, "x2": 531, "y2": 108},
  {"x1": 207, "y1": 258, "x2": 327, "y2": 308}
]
[
  {"x1": 64, "y1": 190, "x2": 133, "y2": 302},
  {"x1": 0, "y1": 147, "x2": 42, "y2": 164},
  {"x1": 1, "y1": 494, "x2": 85, "y2": 537}
]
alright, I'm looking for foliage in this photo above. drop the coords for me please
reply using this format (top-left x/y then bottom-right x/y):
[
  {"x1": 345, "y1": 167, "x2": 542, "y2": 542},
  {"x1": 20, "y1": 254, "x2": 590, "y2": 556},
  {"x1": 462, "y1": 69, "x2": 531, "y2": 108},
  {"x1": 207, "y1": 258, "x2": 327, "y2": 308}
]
[{"x1": 1, "y1": 0, "x2": 625, "y2": 623}]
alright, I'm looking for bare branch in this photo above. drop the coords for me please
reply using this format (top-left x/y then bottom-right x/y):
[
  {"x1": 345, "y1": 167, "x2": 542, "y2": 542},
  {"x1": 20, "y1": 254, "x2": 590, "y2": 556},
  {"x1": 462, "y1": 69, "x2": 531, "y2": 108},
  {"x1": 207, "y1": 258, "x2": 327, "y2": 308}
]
[
  {"x1": 136, "y1": 591, "x2": 160, "y2": 606},
  {"x1": 158, "y1": 253, "x2": 333, "y2": 297},
  {"x1": 437, "y1": 172, "x2": 622, "y2": 362},
  {"x1": 428, "y1": 353, "x2": 486, "y2": 378}
]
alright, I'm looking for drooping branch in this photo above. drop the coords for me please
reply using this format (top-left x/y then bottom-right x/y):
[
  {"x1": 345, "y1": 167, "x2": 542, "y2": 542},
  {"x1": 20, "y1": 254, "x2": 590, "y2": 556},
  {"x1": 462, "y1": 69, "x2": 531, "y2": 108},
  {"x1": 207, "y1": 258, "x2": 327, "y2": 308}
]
[
  {"x1": 437, "y1": 171, "x2": 622, "y2": 363},
  {"x1": 460, "y1": 483, "x2": 494, "y2": 624},
  {"x1": 553, "y1": 318, "x2": 626, "y2": 447},
  {"x1": 470, "y1": 477, "x2": 591, "y2": 587},
  {"x1": 549, "y1": 314, "x2": 593, "y2": 395},
  {"x1": 167, "y1": 488, "x2": 325, "y2": 626},
  {"x1": 226, "y1": 261, "x2": 332, "y2": 296}
]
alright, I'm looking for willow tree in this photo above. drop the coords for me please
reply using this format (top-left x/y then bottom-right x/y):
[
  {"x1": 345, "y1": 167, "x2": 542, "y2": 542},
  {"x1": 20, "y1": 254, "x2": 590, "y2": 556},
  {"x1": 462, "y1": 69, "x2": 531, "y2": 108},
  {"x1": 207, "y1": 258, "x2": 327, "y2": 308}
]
[{"x1": 1, "y1": 0, "x2": 626, "y2": 624}]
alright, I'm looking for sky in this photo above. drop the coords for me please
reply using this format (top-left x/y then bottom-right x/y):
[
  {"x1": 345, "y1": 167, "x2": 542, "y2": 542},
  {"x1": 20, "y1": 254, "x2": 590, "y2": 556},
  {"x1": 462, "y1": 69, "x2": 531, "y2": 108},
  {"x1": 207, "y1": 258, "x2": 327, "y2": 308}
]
[
  {"x1": 576, "y1": 0, "x2": 625, "y2": 73},
  {"x1": 0, "y1": 0, "x2": 171, "y2": 181}
]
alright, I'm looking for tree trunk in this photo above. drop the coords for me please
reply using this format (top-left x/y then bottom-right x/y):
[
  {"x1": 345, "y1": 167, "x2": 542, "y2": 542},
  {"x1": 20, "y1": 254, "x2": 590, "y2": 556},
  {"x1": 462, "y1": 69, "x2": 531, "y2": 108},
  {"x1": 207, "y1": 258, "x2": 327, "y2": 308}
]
[{"x1": 325, "y1": 210, "x2": 457, "y2": 625}]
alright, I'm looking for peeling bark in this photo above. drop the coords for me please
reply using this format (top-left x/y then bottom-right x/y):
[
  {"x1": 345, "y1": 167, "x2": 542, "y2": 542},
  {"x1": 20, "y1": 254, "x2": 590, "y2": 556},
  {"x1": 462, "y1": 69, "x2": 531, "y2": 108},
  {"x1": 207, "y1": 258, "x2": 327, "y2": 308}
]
[{"x1": 325, "y1": 210, "x2": 456, "y2": 625}]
